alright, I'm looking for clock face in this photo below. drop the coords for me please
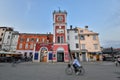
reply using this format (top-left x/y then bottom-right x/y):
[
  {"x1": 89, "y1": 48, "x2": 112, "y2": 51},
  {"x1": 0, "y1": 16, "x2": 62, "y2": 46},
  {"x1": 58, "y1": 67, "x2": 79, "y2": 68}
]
[
  {"x1": 57, "y1": 16, "x2": 63, "y2": 21},
  {"x1": 55, "y1": 15, "x2": 65, "y2": 22}
]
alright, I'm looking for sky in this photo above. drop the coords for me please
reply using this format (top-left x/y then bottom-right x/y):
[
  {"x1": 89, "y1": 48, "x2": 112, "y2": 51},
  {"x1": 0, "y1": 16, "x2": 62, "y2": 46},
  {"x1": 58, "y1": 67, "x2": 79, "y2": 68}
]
[{"x1": 0, "y1": 0, "x2": 120, "y2": 48}]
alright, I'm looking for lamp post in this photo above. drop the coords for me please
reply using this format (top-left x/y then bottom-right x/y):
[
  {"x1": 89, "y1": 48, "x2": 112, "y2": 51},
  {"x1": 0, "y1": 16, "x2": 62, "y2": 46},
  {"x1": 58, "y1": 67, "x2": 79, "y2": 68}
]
[
  {"x1": 111, "y1": 47, "x2": 114, "y2": 61},
  {"x1": 78, "y1": 31, "x2": 82, "y2": 61},
  {"x1": 32, "y1": 43, "x2": 36, "y2": 62}
]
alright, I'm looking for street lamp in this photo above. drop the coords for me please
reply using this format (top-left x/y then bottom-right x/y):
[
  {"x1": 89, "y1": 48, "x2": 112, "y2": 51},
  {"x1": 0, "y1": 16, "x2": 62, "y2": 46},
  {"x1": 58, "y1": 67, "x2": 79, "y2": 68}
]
[{"x1": 111, "y1": 47, "x2": 114, "y2": 61}]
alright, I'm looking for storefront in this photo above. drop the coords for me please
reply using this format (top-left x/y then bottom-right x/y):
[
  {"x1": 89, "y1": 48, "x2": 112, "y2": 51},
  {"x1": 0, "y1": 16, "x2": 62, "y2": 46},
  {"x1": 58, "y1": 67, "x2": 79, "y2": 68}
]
[{"x1": 33, "y1": 43, "x2": 53, "y2": 62}]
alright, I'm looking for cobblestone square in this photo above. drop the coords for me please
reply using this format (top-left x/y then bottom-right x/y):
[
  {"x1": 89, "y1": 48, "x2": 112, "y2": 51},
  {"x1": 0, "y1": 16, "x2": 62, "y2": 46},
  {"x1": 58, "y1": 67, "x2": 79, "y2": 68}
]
[{"x1": 0, "y1": 62, "x2": 120, "y2": 80}]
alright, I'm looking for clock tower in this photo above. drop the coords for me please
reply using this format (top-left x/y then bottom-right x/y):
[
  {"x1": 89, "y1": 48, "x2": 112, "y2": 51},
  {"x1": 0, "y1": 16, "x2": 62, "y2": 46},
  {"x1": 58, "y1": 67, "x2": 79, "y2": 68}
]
[{"x1": 52, "y1": 10, "x2": 69, "y2": 62}]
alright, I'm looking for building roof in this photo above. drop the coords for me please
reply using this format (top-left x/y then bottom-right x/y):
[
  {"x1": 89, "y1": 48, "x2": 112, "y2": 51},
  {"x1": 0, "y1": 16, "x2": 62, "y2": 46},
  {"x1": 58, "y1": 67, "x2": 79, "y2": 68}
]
[
  {"x1": 77, "y1": 27, "x2": 99, "y2": 35},
  {"x1": 0, "y1": 27, "x2": 13, "y2": 31},
  {"x1": 19, "y1": 33, "x2": 53, "y2": 36}
]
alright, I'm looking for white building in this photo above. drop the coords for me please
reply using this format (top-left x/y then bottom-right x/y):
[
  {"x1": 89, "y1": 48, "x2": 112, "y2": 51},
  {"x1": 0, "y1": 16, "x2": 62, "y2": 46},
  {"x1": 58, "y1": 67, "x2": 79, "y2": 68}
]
[
  {"x1": 2, "y1": 31, "x2": 19, "y2": 52},
  {"x1": 10, "y1": 31, "x2": 19, "y2": 52},
  {"x1": 0, "y1": 27, "x2": 13, "y2": 50},
  {"x1": 67, "y1": 25, "x2": 80, "y2": 60},
  {"x1": 2, "y1": 31, "x2": 12, "y2": 51}
]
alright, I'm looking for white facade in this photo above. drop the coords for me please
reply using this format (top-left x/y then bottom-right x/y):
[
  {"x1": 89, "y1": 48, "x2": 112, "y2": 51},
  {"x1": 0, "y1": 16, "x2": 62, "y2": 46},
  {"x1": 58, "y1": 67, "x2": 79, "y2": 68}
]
[
  {"x1": 0, "y1": 27, "x2": 13, "y2": 50},
  {"x1": 2, "y1": 31, "x2": 13, "y2": 51},
  {"x1": 67, "y1": 28, "x2": 79, "y2": 52},
  {"x1": 2, "y1": 31, "x2": 19, "y2": 52},
  {"x1": 10, "y1": 31, "x2": 19, "y2": 51},
  {"x1": 0, "y1": 28, "x2": 7, "y2": 49}
]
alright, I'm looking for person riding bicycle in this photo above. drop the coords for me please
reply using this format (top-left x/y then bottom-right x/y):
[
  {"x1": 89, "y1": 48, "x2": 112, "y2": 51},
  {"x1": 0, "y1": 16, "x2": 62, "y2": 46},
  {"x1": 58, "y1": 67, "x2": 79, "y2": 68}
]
[
  {"x1": 117, "y1": 56, "x2": 120, "y2": 64},
  {"x1": 72, "y1": 56, "x2": 81, "y2": 75}
]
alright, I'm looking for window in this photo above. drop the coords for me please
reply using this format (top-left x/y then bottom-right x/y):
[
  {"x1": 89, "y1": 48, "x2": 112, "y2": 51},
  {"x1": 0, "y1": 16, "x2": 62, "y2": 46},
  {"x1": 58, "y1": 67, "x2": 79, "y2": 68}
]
[
  {"x1": 94, "y1": 44, "x2": 98, "y2": 50},
  {"x1": 80, "y1": 35, "x2": 85, "y2": 40},
  {"x1": 0, "y1": 38, "x2": 2, "y2": 42},
  {"x1": 75, "y1": 35, "x2": 78, "y2": 39},
  {"x1": 0, "y1": 45, "x2": 2, "y2": 49},
  {"x1": 80, "y1": 30, "x2": 83, "y2": 33},
  {"x1": 42, "y1": 38, "x2": 44, "y2": 42},
  {"x1": 25, "y1": 43, "x2": 28, "y2": 49},
  {"x1": 30, "y1": 43, "x2": 33, "y2": 49},
  {"x1": 93, "y1": 35, "x2": 97, "y2": 40},
  {"x1": 9, "y1": 32, "x2": 11, "y2": 34},
  {"x1": 39, "y1": 39, "x2": 41, "y2": 42},
  {"x1": 31, "y1": 38, "x2": 34, "y2": 42},
  {"x1": 7, "y1": 36, "x2": 10, "y2": 39},
  {"x1": 20, "y1": 38, "x2": 24, "y2": 42},
  {"x1": 36, "y1": 38, "x2": 39, "y2": 42},
  {"x1": 76, "y1": 43, "x2": 79, "y2": 48},
  {"x1": 67, "y1": 36, "x2": 69, "y2": 40},
  {"x1": 19, "y1": 43, "x2": 22, "y2": 49},
  {"x1": 81, "y1": 44, "x2": 85, "y2": 49},
  {"x1": 26, "y1": 38, "x2": 29, "y2": 42},
  {"x1": 3, "y1": 29, "x2": 5, "y2": 31},
  {"x1": 57, "y1": 36, "x2": 60, "y2": 43},
  {"x1": 57, "y1": 36, "x2": 64, "y2": 43},
  {"x1": 1, "y1": 33, "x2": 3, "y2": 36},
  {"x1": 74, "y1": 30, "x2": 77, "y2": 33},
  {"x1": 61, "y1": 36, "x2": 64, "y2": 43}
]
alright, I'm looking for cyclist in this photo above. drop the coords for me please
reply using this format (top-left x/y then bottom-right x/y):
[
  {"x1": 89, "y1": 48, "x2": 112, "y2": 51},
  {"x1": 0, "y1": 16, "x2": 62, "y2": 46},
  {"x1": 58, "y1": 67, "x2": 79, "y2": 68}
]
[
  {"x1": 72, "y1": 56, "x2": 81, "y2": 75},
  {"x1": 117, "y1": 56, "x2": 120, "y2": 64}
]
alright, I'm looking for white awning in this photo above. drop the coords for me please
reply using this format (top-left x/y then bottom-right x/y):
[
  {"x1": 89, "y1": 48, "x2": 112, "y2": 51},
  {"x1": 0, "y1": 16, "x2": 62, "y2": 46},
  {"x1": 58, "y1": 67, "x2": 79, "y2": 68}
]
[{"x1": 0, "y1": 51, "x2": 22, "y2": 54}]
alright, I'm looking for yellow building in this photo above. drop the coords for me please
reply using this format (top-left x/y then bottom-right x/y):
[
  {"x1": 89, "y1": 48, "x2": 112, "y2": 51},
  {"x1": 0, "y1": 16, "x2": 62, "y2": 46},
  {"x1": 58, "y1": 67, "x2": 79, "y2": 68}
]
[{"x1": 77, "y1": 26, "x2": 102, "y2": 61}]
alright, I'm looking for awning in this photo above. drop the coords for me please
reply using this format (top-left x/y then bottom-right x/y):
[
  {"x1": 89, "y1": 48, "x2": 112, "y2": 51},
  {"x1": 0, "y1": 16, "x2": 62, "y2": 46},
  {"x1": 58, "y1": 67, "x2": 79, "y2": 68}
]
[
  {"x1": 0, "y1": 51, "x2": 11, "y2": 54},
  {"x1": 0, "y1": 51, "x2": 22, "y2": 55},
  {"x1": 89, "y1": 52, "x2": 102, "y2": 54},
  {"x1": 81, "y1": 49, "x2": 88, "y2": 52}
]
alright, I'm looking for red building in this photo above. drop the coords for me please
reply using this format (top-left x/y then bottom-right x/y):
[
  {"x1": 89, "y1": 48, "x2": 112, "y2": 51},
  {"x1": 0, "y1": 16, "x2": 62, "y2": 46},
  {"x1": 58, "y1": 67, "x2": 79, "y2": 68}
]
[
  {"x1": 17, "y1": 33, "x2": 53, "y2": 62},
  {"x1": 34, "y1": 43, "x2": 53, "y2": 62},
  {"x1": 52, "y1": 10, "x2": 69, "y2": 62}
]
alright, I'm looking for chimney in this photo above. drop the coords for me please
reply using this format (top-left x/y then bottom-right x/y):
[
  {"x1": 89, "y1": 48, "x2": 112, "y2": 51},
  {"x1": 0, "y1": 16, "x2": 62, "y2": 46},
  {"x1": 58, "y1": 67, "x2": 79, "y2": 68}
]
[
  {"x1": 49, "y1": 32, "x2": 51, "y2": 34},
  {"x1": 70, "y1": 25, "x2": 72, "y2": 29},
  {"x1": 85, "y1": 26, "x2": 88, "y2": 29}
]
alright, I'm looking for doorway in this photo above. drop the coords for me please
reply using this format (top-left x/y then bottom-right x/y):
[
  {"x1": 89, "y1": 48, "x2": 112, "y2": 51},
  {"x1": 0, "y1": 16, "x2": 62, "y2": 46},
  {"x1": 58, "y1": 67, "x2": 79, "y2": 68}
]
[
  {"x1": 57, "y1": 51, "x2": 64, "y2": 62},
  {"x1": 40, "y1": 47, "x2": 48, "y2": 62},
  {"x1": 82, "y1": 52, "x2": 86, "y2": 61}
]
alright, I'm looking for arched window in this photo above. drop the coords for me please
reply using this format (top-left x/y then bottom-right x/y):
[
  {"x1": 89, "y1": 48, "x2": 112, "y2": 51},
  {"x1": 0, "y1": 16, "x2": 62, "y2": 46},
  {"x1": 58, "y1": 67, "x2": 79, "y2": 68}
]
[{"x1": 57, "y1": 36, "x2": 60, "y2": 43}]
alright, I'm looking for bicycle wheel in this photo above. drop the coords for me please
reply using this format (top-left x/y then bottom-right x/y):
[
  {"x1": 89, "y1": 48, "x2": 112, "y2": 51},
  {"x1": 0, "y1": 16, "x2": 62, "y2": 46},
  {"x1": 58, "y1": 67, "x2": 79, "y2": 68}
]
[
  {"x1": 78, "y1": 67, "x2": 85, "y2": 75},
  {"x1": 65, "y1": 67, "x2": 73, "y2": 75}
]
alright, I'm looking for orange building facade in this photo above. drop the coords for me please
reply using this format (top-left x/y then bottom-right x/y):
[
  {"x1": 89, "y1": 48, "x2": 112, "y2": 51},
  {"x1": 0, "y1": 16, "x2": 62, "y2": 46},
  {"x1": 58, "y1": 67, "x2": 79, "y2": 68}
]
[{"x1": 16, "y1": 33, "x2": 53, "y2": 61}]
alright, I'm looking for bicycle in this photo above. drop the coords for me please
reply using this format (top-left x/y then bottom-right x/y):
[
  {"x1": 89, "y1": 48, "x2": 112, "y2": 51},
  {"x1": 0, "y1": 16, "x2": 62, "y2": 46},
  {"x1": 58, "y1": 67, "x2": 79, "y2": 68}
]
[
  {"x1": 11, "y1": 59, "x2": 21, "y2": 67},
  {"x1": 65, "y1": 63, "x2": 85, "y2": 75}
]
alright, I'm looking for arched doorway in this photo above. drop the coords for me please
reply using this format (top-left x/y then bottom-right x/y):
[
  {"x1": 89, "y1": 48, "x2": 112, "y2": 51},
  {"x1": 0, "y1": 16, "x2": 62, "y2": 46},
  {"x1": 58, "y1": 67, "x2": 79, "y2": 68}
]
[
  {"x1": 57, "y1": 47, "x2": 64, "y2": 62},
  {"x1": 39, "y1": 47, "x2": 48, "y2": 62}
]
